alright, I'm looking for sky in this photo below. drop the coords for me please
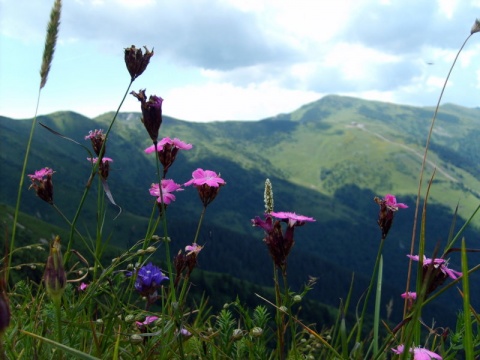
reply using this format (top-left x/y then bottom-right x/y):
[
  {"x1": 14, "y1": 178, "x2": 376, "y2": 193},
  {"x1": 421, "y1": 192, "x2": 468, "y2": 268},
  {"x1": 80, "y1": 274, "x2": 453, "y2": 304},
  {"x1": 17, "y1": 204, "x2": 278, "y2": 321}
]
[{"x1": 0, "y1": 0, "x2": 479, "y2": 122}]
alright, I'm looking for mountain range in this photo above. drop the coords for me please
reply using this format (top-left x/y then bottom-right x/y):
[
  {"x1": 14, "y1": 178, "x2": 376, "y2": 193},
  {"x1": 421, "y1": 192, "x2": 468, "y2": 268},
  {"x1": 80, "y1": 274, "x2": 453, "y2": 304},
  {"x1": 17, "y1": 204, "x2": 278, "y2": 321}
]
[{"x1": 1, "y1": 94, "x2": 479, "y2": 327}]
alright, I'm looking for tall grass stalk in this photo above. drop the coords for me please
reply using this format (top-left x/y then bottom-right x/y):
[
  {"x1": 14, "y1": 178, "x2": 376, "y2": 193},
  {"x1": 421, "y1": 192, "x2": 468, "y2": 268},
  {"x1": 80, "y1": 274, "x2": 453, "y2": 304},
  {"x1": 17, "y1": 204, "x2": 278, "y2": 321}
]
[{"x1": 8, "y1": 0, "x2": 62, "y2": 279}]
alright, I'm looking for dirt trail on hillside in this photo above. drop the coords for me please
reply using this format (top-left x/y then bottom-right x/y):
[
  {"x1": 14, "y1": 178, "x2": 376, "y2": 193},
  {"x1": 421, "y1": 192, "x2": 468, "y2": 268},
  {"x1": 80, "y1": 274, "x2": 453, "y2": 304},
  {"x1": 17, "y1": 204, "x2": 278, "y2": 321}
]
[{"x1": 353, "y1": 123, "x2": 458, "y2": 182}]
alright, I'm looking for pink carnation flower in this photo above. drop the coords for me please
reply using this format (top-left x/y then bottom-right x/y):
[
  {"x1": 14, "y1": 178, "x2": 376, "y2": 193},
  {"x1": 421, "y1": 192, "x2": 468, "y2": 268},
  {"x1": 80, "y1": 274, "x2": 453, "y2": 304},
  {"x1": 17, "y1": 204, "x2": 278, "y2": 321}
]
[
  {"x1": 149, "y1": 179, "x2": 183, "y2": 205},
  {"x1": 384, "y1": 194, "x2": 408, "y2": 210},
  {"x1": 401, "y1": 291, "x2": 417, "y2": 300},
  {"x1": 185, "y1": 168, "x2": 225, "y2": 187},
  {"x1": 270, "y1": 211, "x2": 315, "y2": 227},
  {"x1": 407, "y1": 255, "x2": 462, "y2": 280},
  {"x1": 144, "y1": 137, "x2": 192, "y2": 153},
  {"x1": 28, "y1": 167, "x2": 54, "y2": 181},
  {"x1": 392, "y1": 344, "x2": 442, "y2": 359},
  {"x1": 185, "y1": 243, "x2": 203, "y2": 255}
]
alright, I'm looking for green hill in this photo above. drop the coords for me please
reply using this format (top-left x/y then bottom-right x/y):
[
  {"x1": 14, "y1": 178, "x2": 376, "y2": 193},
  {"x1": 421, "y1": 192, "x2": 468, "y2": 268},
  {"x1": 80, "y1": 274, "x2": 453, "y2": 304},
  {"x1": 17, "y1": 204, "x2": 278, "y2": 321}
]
[{"x1": 1, "y1": 94, "x2": 479, "y2": 326}]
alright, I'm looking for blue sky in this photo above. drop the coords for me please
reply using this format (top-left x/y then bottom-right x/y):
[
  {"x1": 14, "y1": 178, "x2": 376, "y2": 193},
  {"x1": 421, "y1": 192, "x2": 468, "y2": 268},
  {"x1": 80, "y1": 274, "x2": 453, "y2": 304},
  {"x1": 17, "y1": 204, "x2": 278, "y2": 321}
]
[{"x1": 1, "y1": 0, "x2": 479, "y2": 122}]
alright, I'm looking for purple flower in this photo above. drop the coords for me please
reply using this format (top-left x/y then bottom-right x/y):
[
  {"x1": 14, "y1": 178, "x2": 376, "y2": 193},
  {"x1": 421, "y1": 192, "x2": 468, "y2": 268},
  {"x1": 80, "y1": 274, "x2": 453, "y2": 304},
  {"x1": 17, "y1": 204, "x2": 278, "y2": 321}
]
[
  {"x1": 87, "y1": 157, "x2": 113, "y2": 180},
  {"x1": 28, "y1": 167, "x2": 54, "y2": 204},
  {"x1": 149, "y1": 180, "x2": 183, "y2": 205},
  {"x1": 407, "y1": 255, "x2": 462, "y2": 280},
  {"x1": 392, "y1": 344, "x2": 442, "y2": 359},
  {"x1": 133, "y1": 263, "x2": 169, "y2": 298},
  {"x1": 185, "y1": 168, "x2": 225, "y2": 207},
  {"x1": 78, "y1": 282, "x2": 89, "y2": 291}
]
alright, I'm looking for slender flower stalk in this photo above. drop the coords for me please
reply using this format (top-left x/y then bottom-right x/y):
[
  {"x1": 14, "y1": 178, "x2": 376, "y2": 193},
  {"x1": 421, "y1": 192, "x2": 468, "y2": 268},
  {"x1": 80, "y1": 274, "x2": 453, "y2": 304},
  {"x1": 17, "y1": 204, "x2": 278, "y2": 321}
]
[{"x1": 8, "y1": 0, "x2": 62, "y2": 280}]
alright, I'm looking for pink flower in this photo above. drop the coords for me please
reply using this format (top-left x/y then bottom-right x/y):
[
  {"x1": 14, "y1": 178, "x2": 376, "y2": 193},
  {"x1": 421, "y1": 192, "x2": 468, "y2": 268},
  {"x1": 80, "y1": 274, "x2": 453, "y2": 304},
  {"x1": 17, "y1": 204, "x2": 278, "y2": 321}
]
[
  {"x1": 144, "y1": 137, "x2": 192, "y2": 153},
  {"x1": 87, "y1": 157, "x2": 113, "y2": 164},
  {"x1": 407, "y1": 255, "x2": 462, "y2": 280},
  {"x1": 185, "y1": 169, "x2": 225, "y2": 207},
  {"x1": 28, "y1": 167, "x2": 54, "y2": 181},
  {"x1": 384, "y1": 194, "x2": 408, "y2": 210},
  {"x1": 185, "y1": 168, "x2": 225, "y2": 187},
  {"x1": 401, "y1": 292, "x2": 417, "y2": 300},
  {"x1": 85, "y1": 129, "x2": 106, "y2": 157},
  {"x1": 78, "y1": 282, "x2": 89, "y2": 291},
  {"x1": 392, "y1": 344, "x2": 442, "y2": 359},
  {"x1": 270, "y1": 211, "x2": 315, "y2": 227},
  {"x1": 185, "y1": 243, "x2": 203, "y2": 256},
  {"x1": 28, "y1": 167, "x2": 54, "y2": 204},
  {"x1": 149, "y1": 180, "x2": 183, "y2": 205},
  {"x1": 135, "y1": 316, "x2": 159, "y2": 328}
]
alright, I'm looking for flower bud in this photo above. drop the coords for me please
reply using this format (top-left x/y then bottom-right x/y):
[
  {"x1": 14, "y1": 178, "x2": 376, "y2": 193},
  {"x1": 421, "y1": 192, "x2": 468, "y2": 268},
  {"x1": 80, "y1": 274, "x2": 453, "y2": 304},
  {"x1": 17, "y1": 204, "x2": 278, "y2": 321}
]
[
  {"x1": 130, "y1": 334, "x2": 143, "y2": 344},
  {"x1": 44, "y1": 236, "x2": 66, "y2": 304},
  {"x1": 251, "y1": 327, "x2": 263, "y2": 337}
]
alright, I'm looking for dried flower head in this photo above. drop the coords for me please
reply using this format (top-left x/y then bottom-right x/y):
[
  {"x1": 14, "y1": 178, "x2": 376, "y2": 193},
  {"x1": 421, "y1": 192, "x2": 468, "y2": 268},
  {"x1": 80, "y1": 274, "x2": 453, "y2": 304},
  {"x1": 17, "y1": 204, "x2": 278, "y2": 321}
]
[
  {"x1": 124, "y1": 45, "x2": 154, "y2": 81},
  {"x1": 44, "y1": 236, "x2": 66, "y2": 304},
  {"x1": 184, "y1": 168, "x2": 225, "y2": 207},
  {"x1": 471, "y1": 18, "x2": 480, "y2": 34},
  {"x1": 374, "y1": 194, "x2": 407, "y2": 239},
  {"x1": 131, "y1": 89, "x2": 163, "y2": 143},
  {"x1": 28, "y1": 167, "x2": 54, "y2": 204}
]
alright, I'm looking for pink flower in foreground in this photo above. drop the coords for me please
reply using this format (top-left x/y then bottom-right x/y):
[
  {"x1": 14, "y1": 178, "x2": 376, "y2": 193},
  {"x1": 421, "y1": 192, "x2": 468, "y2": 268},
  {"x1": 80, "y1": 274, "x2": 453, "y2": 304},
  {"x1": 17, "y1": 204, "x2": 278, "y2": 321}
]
[
  {"x1": 135, "y1": 316, "x2": 159, "y2": 328},
  {"x1": 392, "y1": 344, "x2": 442, "y2": 359},
  {"x1": 270, "y1": 211, "x2": 316, "y2": 227},
  {"x1": 149, "y1": 180, "x2": 183, "y2": 205},
  {"x1": 407, "y1": 255, "x2": 462, "y2": 280},
  {"x1": 28, "y1": 167, "x2": 54, "y2": 204},
  {"x1": 185, "y1": 168, "x2": 225, "y2": 187},
  {"x1": 185, "y1": 168, "x2": 225, "y2": 207}
]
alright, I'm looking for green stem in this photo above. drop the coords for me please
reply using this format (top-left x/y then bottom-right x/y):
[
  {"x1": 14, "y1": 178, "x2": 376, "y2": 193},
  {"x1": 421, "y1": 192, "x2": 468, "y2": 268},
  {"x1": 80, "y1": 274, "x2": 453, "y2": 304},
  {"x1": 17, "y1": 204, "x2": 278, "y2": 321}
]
[
  {"x1": 282, "y1": 271, "x2": 298, "y2": 359},
  {"x1": 54, "y1": 298, "x2": 63, "y2": 353},
  {"x1": 64, "y1": 78, "x2": 134, "y2": 265},
  {"x1": 355, "y1": 238, "x2": 386, "y2": 344},
  {"x1": 8, "y1": 90, "x2": 42, "y2": 280},
  {"x1": 273, "y1": 264, "x2": 284, "y2": 360},
  {"x1": 193, "y1": 206, "x2": 207, "y2": 245}
]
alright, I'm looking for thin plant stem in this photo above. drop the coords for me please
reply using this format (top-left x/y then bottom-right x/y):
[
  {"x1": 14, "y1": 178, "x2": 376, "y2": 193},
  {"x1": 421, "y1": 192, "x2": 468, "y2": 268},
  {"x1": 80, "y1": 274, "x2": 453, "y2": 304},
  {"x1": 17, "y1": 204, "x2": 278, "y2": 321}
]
[
  {"x1": 64, "y1": 78, "x2": 134, "y2": 265},
  {"x1": 273, "y1": 265, "x2": 285, "y2": 360},
  {"x1": 403, "y1": 33, "x2": 473, "y2": 321},
  {"x1": 355, "y1": 237, "x2": 386, "y2": 345},
  {"x1": 8, "y1": 91, "x2": 42, "y2": 280},
  {"x1": 193, "y1": 206, "x2": 207, "y2": 245}
]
